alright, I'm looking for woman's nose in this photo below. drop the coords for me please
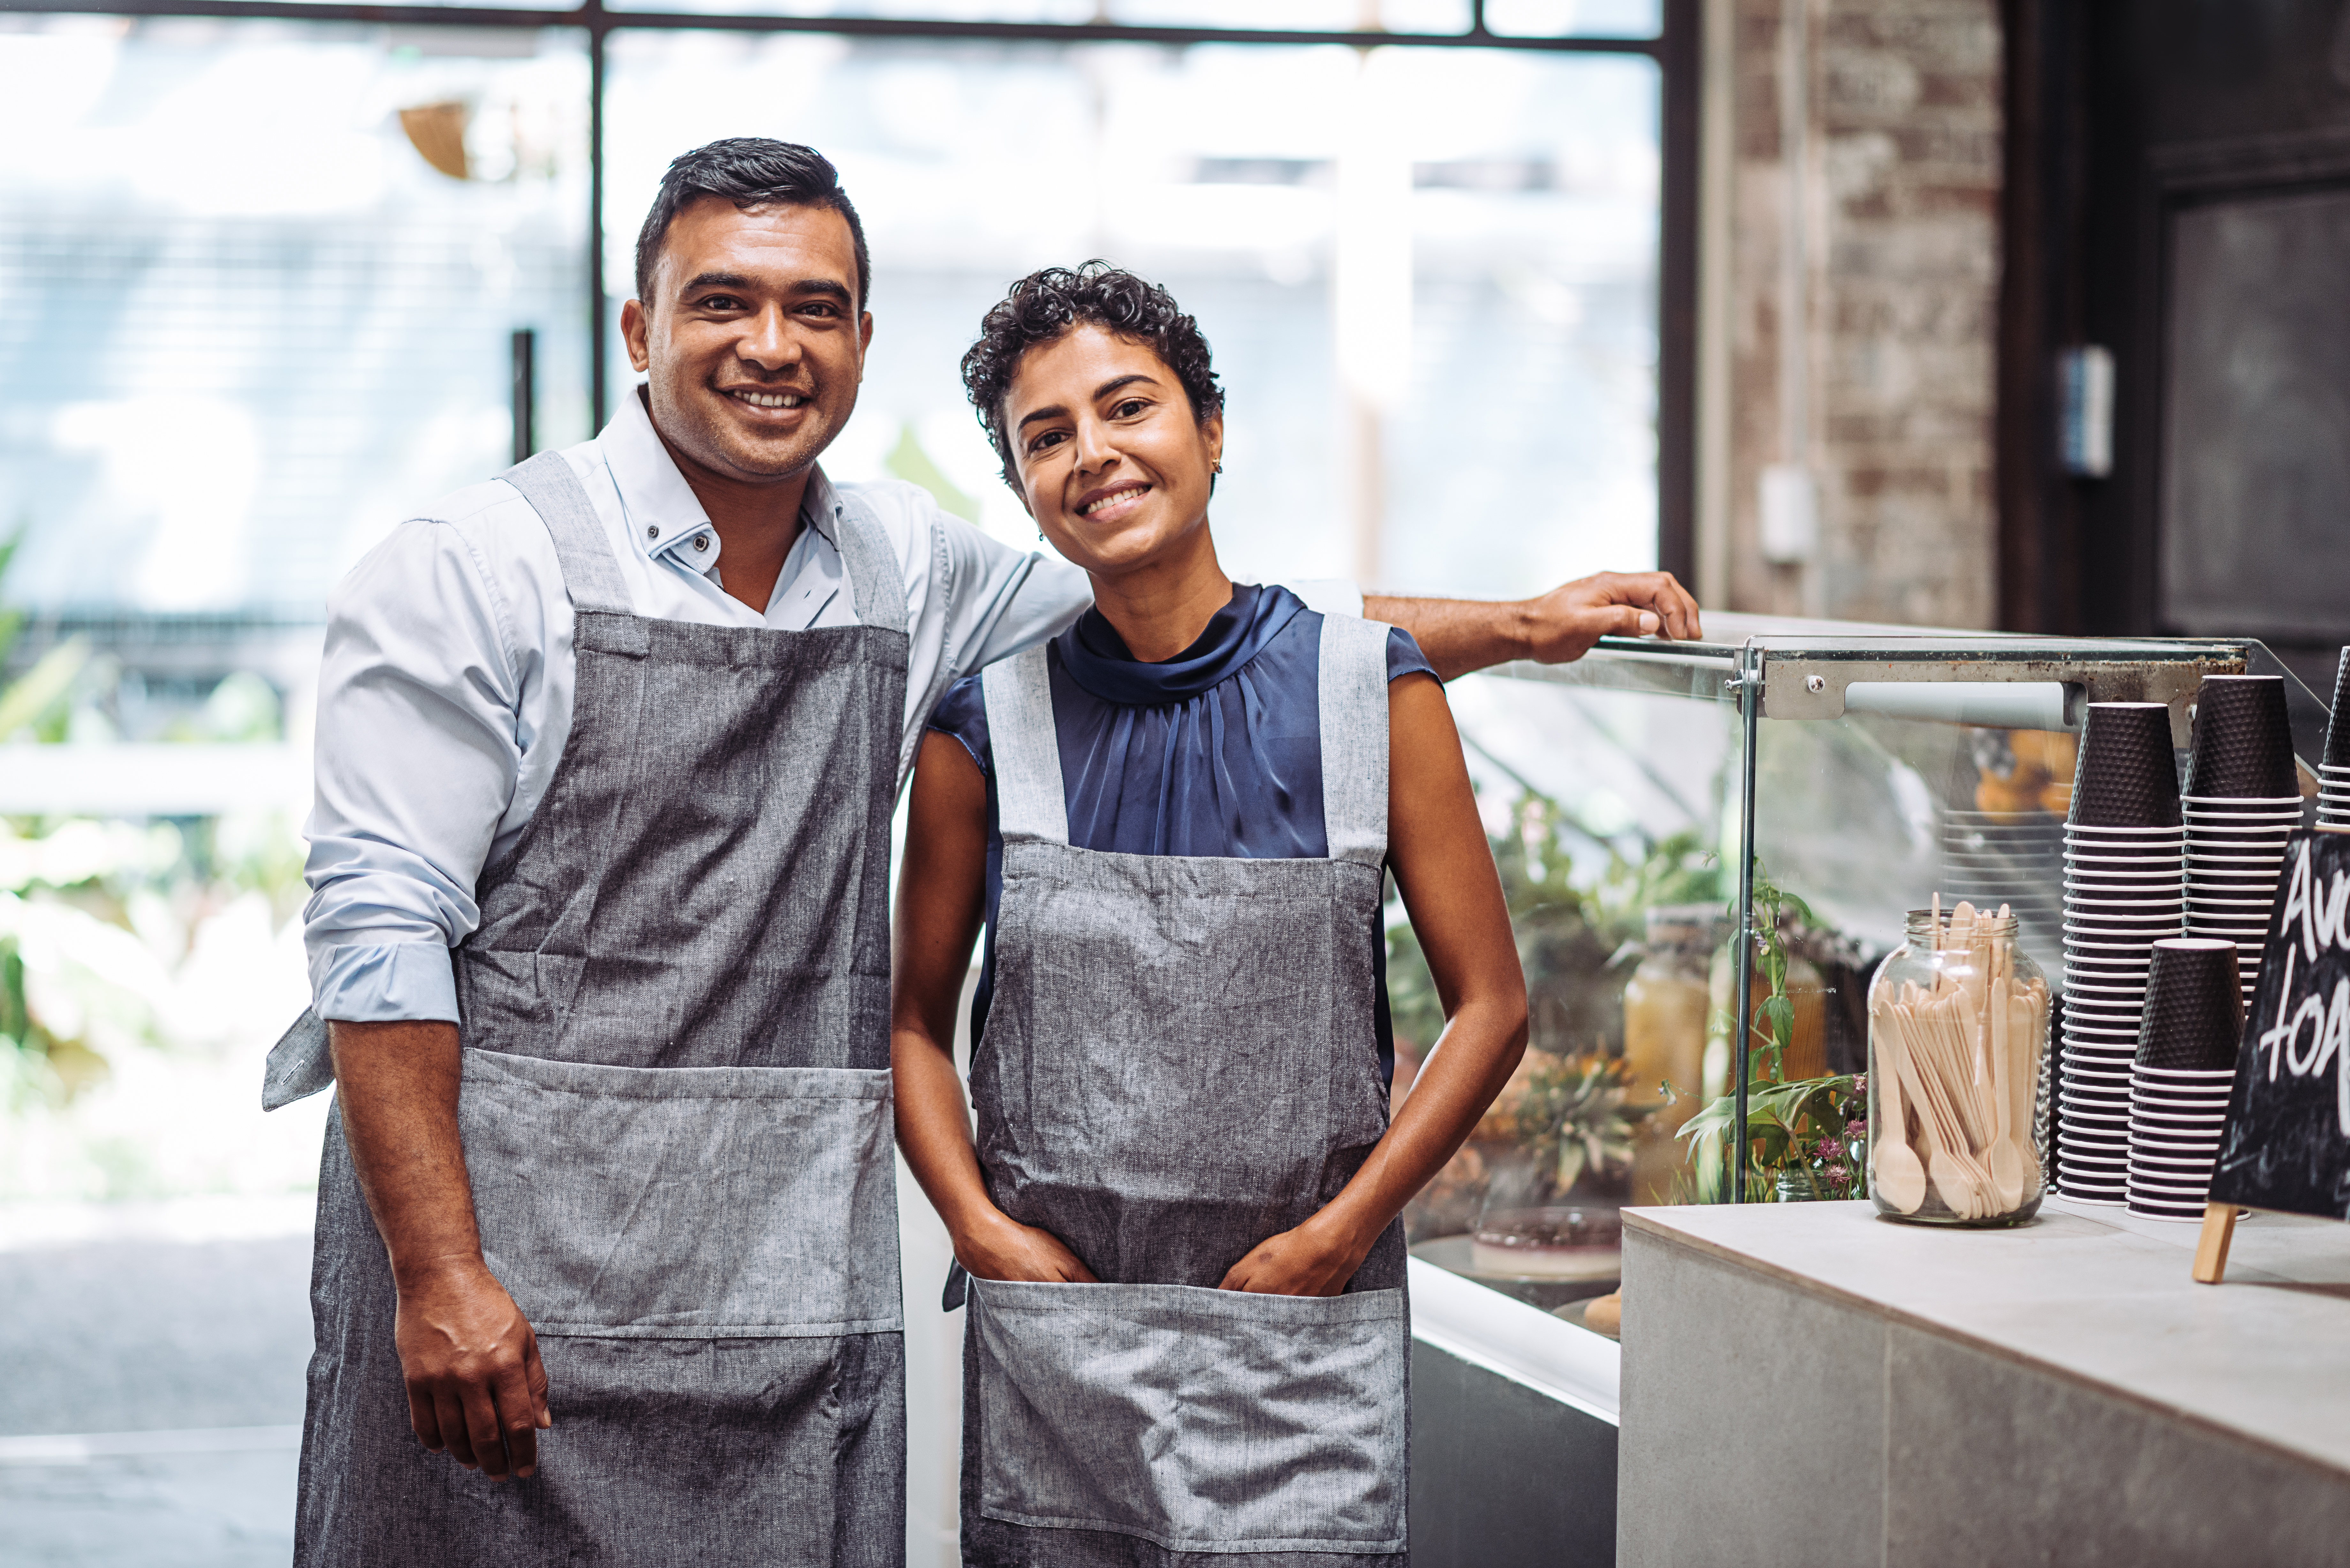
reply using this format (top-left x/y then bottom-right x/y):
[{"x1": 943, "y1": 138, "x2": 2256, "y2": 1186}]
[{"x1": 1073, "y1": 416, "x2": 1118, "y2": 473}]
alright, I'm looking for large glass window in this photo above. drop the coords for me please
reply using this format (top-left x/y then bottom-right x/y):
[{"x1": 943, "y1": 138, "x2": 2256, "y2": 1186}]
[
  {"x1": 604, "y1": 30, "x2": 1657, "y2": 593},
  {"x1": 0, "y1": 16, "x2": 590, "y2": 618}
]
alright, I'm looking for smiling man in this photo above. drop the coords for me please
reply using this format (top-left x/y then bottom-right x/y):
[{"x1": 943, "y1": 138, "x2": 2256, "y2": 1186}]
[{"x1": 273, "y1": 137, "x2": 1699, "y2": 1568}]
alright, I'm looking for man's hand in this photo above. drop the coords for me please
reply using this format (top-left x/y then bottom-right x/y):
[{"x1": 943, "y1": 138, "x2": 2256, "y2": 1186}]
[
  {"x1": 1518, "y1": 569, "x2": 1704, "y2": 663},
  {"x1": 393, "y1": 1255, "x2": 551, "y2": 1480},
  {"x1": 1216, "y1": 1212, "x2": 1373, "y2": 1298},
  {"x1": 1364, "y1": 569, "x2": 1703, "y2": 681},
  {"x1": 954, "y1": 1211, "x2": 1099, "y2": 1285}
]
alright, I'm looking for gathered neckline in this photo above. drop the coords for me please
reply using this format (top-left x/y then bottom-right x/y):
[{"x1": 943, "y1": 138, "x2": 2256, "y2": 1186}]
[{"x1": 1056, "y1": 582, "x2": 1305, "y2": 707}]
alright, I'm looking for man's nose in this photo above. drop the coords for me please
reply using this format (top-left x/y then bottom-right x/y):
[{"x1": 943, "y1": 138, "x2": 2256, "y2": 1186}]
[{"x1": 737, "y1": 306, "x2": 801, "y2": 371}]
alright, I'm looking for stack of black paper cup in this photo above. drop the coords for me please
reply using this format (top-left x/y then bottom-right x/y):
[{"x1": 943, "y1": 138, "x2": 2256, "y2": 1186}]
[
  {"x1": 2322, "y1": 649, "x2": 2350, "y2": 830},
  {"x1": 2184, "y1": 675, "x2": 2301, "y2": 1014},
  {"x1": 2059, "y1": 702, "x2": 2186, "y2": 1206},
  {"x1": 2126, "y1": 938, "x2": 2244, "y2": 1220}
]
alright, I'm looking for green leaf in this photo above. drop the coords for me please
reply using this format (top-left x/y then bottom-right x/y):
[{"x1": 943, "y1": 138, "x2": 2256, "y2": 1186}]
[{"x1": 0, "y1": 637, "x2": 89, "y2": 741}]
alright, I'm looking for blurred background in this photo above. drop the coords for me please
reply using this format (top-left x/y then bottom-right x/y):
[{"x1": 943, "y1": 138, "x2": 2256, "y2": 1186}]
[{"x1": 4, "y1": 1, "x2": 2349, "y2": 1563}]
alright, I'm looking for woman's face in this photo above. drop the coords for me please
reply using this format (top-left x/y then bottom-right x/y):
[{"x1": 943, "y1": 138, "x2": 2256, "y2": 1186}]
[{"x1": 1003, "y1": 323, "x2": 1223, "y2": 579}]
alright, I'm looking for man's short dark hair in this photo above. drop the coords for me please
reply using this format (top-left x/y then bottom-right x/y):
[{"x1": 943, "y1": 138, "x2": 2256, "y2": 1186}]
[
  {"x1": 960, "y1": 261, "x2": 1224, "y2": 487},
  {"x1": 633, "y1": 137, "x2": 872, "y2": 311}
]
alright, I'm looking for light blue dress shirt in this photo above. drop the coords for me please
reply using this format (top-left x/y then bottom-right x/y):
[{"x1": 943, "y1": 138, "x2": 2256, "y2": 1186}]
[{"x1": 301, "y1": 390, "x2": 1359, "y2": 1025}]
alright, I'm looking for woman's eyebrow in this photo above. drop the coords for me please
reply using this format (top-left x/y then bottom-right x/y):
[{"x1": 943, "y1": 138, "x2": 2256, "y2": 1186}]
[{"x1": 1015, "y1": 373, "x2": 1161, "y2": 434}]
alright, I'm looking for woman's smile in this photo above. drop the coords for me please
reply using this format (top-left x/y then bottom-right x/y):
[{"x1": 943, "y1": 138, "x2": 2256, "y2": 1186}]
[{"x1": 1074, "y1": 480, "x2": 1151, "y2": 523}]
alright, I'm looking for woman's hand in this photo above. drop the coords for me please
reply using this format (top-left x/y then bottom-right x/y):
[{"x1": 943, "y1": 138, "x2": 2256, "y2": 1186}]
[
  {"x1": 1217, "y1": 1213, "x2": 1372, "y2": 1297},
  {"x1": 956, "y1": 1211, "x2": 1099, "y2": 1285}
]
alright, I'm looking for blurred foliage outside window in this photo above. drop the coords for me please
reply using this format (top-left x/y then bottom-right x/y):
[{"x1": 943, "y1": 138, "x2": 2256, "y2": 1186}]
[{"x1": 0, "y1": 541, "x2": 320, "y2": 1203}]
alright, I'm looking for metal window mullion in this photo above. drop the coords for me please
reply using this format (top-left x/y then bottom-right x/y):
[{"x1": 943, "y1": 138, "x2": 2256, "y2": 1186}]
[{"x1": 1730, "y1": 641, "x2": 1761, "y2": 1203}]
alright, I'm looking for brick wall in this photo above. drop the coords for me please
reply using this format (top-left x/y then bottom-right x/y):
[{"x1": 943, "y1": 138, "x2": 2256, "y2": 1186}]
[{"x1": 1715, "y1": 0, "x2": 2004, "y2": 628}]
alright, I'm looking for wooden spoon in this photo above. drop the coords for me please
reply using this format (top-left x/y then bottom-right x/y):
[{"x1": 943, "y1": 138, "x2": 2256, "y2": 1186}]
[
  {"x1": 1985, "y1": 973, "x2": 2026, "y2": 1210},
  {"x1": 1871, "y1": 1003, "x2": 1929, "y2": 1214},
  {"x1": 1894, "y1": 1003, "x2": 1982, "y2": 1217}
]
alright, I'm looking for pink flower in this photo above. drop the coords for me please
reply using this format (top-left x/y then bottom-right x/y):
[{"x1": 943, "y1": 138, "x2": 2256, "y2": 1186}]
[
  {"x1": 1852, "y1": 1074, "x2": 1868, "y2": 1099},
  {"x1": 1824, "y1": 1163, "x2": 1853, "y2": 1189},
  {"x1": 1847, "y1": 1116, "x2": 1868, "y2": 1137},
  {"x1": 1815, "y1": 1135, "x2": 1844, "y2": 1163}
]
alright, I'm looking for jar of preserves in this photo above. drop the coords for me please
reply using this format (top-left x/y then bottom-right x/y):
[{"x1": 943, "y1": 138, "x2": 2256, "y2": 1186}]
[
  {"x1": 1621, "y1": 905, "x2": 1718, "y2": 1204},
  {"x1": 1866, "y1": 904, "x2": 2048, "y2": 1226}
]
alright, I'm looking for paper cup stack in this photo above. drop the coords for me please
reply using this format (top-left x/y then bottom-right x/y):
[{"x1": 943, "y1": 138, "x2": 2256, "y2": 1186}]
[
  {"x1": 2322, "y1": 649, "x2": 2350, "y2": 831},
  {"x1": 2126, "y1": 938, "x2": 2244, "y2": 1220},
  {"x1": 2058, "y1": 702, "x2": 2186, "y2": 1206},
  {"x1": 2183, "y1": 675, "x2": 2301, "y2": 1014}
]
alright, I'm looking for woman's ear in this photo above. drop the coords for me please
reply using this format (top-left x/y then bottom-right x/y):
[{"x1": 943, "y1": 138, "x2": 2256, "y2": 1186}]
[{"x1": 1201, "y1": 408, "x2": 1225, "y2": 478}]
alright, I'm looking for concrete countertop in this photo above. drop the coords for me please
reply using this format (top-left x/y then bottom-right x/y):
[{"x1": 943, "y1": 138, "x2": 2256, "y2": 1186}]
[{"x1": 1624, "y1": 1197, "x2": 2350, "y2": 1479}]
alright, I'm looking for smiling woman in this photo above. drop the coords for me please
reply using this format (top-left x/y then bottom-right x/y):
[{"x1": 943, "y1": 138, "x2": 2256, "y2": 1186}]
[{"x1": 890, "y1": 261, "x2": 1532, "y2": 1566}]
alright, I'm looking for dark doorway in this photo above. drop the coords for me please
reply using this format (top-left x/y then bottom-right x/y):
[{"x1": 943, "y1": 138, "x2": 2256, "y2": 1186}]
[{"x1": 2001, "y1": 0, "x2": 2350, "y2": 688}]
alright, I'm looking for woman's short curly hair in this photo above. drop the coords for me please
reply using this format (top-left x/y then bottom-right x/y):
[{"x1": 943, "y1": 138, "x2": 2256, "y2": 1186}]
[{"x1": 961, "y1": 261, "x2": 1224, "y2": 487}]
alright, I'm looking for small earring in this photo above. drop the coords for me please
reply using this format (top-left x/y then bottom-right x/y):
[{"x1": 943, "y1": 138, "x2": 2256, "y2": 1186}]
[{"x1": 1213, "y1": 460, "x2": 1224, "y2": 474}]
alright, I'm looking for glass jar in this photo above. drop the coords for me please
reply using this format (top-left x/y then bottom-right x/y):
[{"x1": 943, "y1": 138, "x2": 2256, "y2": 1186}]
[
  {"x1": 1866, "y1": 908, "x2": 2049, "y2": 1226},
  {"x1": 1703, "y1": 939, "x2": 1830, "y2": 1098},
  {"x1": 1621, "y1": 905, "x2": 1719, "y2": 1204}
]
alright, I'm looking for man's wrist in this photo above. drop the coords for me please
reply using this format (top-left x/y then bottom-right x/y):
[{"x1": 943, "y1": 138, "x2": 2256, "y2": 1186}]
[{"x1": 391, "y1": 1247, "x2": 491, "y2": 1294}]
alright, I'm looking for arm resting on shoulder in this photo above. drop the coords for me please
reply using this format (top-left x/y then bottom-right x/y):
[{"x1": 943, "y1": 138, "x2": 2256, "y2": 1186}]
[
  {"x1": 329, "y1": 1020, "x2": 550, "y2": 1479},
  {"x1": 1218, "y1": 673, "x2": 1530, "y2": 1295},
  {"x1": 1365, "y1": 569, "x2": 1704, "y2": 681},
  {"x1": 889, "y1": 732, "x2": 1096, "y2": 1285}
]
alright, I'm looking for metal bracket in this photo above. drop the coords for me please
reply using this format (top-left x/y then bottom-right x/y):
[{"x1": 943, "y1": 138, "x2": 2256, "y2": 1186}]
[{"x1": 1759, "y1": 652, "x2": 2244, "y2": 743}]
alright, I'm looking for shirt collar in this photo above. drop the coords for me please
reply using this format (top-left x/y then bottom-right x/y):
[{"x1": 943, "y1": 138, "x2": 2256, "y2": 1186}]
[{"x1": 595, "y1": 386, "x2": 838, "y2": 569}]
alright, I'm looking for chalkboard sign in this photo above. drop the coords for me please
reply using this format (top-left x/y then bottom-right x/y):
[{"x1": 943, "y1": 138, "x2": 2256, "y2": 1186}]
[{"x1": 2198, "y1": 827, "x2": 2350, "y2": 1282}]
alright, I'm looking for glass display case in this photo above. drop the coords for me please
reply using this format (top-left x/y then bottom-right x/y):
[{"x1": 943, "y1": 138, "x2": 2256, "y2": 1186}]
[{"x1": 1396, "y1": 613, "x2": 2326, "y2": 1321}]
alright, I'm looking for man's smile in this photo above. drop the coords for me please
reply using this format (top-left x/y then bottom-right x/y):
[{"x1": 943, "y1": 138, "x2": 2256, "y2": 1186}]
[{"x1": 721, "y1": 386, "x2": 811, "y2": 412}]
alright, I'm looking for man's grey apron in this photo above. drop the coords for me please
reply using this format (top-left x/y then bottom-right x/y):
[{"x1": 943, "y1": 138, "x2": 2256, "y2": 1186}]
[
  {"x1": 266, "y1": 452, "x2": 908, "y2": 1567},
  {"x1": 958, "y1": 614, "x2": 1410, "y2": 1568}
]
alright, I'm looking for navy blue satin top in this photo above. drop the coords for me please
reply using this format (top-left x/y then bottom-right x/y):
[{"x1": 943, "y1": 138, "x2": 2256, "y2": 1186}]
[{"x1": 927, "y1": 582, "x2": 1436, "y2": 1082}]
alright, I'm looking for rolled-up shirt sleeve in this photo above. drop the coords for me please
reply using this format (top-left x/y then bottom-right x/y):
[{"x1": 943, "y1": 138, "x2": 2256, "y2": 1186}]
[{"x1": 302, "y1": 516, "x2": 529, "y2": 1023}]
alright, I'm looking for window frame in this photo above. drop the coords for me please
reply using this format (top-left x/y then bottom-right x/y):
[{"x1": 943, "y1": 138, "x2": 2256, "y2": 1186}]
[{"x1": 23, "y1": 0, "x2": 1698, "y2": 583}]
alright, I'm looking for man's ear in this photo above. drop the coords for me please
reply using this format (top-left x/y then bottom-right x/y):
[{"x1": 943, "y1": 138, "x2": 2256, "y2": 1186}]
[{"x1": 621, "y1": 298, "x2": 652, "y2": 374}]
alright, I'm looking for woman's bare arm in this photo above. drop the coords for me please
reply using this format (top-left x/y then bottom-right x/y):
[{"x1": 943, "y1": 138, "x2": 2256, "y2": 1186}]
[
  {"x1": 1219, "y1": 672, "x2": 1528, "y2": 1295},
  {"x1": 890, "y1": 730, "x2": 1096, "y2": 1285}
]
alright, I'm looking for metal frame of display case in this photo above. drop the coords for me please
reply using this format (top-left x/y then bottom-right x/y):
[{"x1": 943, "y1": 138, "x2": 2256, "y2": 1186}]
[{"x1": 1489, "y1": 617, "x2": 2257, "y2": 1200}]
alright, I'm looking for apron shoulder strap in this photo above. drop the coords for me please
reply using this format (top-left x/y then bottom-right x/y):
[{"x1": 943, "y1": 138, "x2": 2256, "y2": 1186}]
[
  {"x1": 830, "y1": 492, "x2": 911, "y2": 636},
  {"x1": 1318, "y1": 613, "x2": 1391, "y2": 867},
  {"x1": 499, "y1": 450, "x2": 632, "y2": 614},
  {"x1": 981, "y1": 646, "x2": 1069, "y2": 845}
]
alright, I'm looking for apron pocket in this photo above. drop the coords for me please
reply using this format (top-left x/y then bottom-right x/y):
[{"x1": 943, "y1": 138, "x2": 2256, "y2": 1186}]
[
  {"x1": 969, "y1": 1277, "x2": 1407, "y2": 1555},
  {"x1": 459, "y1": 1048, "x2": 900, "y2": 1337}
]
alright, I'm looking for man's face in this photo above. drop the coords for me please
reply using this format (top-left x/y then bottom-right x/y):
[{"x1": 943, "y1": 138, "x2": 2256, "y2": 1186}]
[{"x1": 621, "y1": 197, "x2": 871, "y2": 487}]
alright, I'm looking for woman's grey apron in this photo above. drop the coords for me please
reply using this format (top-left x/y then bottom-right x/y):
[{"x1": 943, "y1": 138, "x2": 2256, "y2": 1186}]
[
  {"x1": 959, "y1": 614, "x2": 1410, "y2": 1568},
  {"x1": 268, "y1": 451, "x2": 909, "y2": 1568}
]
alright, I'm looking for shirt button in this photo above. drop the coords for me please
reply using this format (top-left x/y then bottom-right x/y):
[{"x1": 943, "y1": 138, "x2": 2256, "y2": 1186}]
[
  {"x1": 694, "y1": 534, "x2": 710, "y2": 552},
  {"x1": 646, "y1": 525, "x2": 659, "y2": 540}
]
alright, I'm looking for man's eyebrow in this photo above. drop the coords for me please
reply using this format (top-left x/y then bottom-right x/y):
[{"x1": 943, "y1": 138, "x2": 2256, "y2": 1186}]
[
  {"x1": 677, "y1": 272, "x2": 854, "y2": 305},
  {"x1": 1015, "y1": 373, "x2": 1161, "y2": 433}
]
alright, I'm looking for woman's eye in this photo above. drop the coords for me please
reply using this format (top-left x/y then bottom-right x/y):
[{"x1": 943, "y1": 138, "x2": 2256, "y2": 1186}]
[{"x1": 1027, "y1": 430, "x2": 1066, "y2": 454}]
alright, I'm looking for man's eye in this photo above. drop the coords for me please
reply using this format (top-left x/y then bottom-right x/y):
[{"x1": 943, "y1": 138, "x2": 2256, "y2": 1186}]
[
  {"x1": 1112, "y1": 399, "x2": 1147, "y2": 418},
  {"x1": 801, "y1": 303, "x2": 838, "y2": 318},
  {"x1": 697, "y1": 295, "x2": 744, "y2": 312}
]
